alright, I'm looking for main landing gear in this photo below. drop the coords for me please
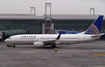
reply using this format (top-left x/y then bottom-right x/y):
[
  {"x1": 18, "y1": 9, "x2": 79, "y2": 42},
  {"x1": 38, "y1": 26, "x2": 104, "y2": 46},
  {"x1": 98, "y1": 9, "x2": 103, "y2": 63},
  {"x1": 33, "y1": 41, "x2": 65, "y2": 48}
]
[
  {"x1": 13, "y1": 44, "x2": 16, "y2": 48},
  {"x1": 50, "y1": 44, "x2": 56, "y2": 48}
]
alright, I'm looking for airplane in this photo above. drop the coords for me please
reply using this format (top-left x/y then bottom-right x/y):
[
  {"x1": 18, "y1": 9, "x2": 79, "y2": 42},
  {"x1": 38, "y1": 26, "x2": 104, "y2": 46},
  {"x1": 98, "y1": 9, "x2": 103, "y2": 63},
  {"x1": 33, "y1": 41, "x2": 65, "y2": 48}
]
[{"x1": 5, "y1": 15, "x2": 104, "y2": 48}]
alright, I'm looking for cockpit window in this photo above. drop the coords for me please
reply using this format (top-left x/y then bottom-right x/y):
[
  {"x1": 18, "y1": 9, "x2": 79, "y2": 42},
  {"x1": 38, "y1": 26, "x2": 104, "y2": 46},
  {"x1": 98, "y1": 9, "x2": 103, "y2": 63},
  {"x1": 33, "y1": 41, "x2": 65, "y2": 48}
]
[
  {"x1": 8, "y1": 36, "x2": 12, "y2": 39},
  {"x1": 8, "y1": 37, "x2": 11, "y2": 39}
]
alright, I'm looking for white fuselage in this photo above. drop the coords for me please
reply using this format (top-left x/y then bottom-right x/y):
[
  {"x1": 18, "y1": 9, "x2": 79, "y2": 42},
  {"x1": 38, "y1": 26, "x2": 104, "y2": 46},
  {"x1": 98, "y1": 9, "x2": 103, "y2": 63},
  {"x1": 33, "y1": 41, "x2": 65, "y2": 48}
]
[{"x1": 5, "y1": 34, "x2": 99, "y2": 45}]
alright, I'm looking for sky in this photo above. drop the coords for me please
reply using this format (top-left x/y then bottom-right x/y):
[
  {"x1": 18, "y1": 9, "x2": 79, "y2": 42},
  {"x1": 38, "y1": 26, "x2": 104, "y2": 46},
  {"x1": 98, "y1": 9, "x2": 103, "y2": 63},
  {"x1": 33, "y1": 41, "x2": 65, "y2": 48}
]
[{"x1": 0, "y1": 0, "x2": 105, "y2": 15}]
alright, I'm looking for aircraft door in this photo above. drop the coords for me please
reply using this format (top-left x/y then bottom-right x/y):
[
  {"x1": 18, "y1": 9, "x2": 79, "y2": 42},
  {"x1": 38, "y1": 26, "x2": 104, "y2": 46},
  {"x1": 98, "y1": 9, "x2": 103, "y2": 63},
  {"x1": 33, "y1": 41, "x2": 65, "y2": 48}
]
[
  {"x1": 79, "y1": 35, "x2": 85, "y2": 41},
  {"x1": 82, "y1": 36, "x2": 85, "y2": 41}
]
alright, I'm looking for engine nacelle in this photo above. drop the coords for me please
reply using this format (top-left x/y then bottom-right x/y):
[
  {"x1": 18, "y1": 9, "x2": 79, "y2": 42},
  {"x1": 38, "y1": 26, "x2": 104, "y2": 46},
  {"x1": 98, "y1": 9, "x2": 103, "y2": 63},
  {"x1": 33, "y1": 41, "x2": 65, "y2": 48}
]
[{"x1": 34, "y1": 42, "x2": 44, "y2": 47}]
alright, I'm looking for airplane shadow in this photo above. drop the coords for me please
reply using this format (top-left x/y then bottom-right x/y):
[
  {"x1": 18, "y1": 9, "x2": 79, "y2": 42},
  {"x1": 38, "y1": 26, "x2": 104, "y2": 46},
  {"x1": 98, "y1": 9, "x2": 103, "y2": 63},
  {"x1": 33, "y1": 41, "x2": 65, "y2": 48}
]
[{"x1": 11, "y1": 45, "x2": 105, "y2": 50}]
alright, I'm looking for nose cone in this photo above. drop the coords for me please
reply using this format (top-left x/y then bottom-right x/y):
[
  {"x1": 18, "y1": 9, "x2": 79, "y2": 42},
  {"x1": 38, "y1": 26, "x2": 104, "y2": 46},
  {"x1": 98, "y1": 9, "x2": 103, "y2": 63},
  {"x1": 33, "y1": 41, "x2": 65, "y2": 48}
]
[
  {"x1": 5, "y1": 39, "x2": 8, "y2": 42},
  {"x1": 4, "y1": 39, "x2": 7, "y2": 42}
]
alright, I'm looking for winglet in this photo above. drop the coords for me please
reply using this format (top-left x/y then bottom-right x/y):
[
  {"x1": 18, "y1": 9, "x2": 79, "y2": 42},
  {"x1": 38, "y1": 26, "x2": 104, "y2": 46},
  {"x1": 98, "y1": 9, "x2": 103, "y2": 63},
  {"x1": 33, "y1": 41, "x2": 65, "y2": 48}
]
[{"x1": 56, "y1": 33, "x2": 61, "y2": 40}]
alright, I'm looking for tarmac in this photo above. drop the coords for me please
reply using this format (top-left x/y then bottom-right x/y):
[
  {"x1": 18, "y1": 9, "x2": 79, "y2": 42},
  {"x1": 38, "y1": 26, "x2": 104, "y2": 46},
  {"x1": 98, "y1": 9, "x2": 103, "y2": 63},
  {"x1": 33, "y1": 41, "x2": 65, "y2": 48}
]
[{"x1": 0, "y1": 40, "x2": 105, "y2": 67}]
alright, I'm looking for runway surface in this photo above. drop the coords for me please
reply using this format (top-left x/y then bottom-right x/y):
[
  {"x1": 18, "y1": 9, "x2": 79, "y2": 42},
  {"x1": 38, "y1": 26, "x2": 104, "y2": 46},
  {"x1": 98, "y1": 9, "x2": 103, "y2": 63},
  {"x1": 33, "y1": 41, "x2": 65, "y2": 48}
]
[{"x1": 0, "y1": 40, "x2": 105, "y2": 67}]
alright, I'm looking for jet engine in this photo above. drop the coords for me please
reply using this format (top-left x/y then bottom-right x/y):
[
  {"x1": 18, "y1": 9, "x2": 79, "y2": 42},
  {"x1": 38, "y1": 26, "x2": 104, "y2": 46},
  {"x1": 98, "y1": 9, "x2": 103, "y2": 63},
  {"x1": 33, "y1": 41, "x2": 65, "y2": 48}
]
[{"x1": 34, "y1": 42, "x2": 44, "y2": 47}]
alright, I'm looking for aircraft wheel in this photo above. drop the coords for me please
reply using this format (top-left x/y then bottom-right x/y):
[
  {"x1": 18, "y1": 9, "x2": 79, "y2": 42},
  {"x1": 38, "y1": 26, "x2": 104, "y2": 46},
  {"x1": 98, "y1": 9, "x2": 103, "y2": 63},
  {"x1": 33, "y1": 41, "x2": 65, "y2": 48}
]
[
  {"x1": 52, "y1": 45, "x2": 56, "y2": 48},
  {"x1": 50, "y1": 44, "x2": 54, "y2": 48},
  {"x1": 13, "y1": 44, "x2": 16, "y2": 48}
]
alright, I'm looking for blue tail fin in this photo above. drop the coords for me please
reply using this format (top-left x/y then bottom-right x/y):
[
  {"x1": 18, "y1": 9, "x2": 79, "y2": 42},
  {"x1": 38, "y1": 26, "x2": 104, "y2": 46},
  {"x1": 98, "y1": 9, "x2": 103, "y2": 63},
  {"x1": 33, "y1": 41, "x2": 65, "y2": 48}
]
[{"x1": 84, "y1": 15, "x2": 104, "y2": 35}]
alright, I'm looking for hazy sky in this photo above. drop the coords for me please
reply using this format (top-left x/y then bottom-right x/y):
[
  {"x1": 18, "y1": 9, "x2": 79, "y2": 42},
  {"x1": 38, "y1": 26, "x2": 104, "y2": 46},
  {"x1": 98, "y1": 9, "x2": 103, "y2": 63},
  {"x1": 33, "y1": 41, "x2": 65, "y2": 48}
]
[{"x1": 0, "y1": 0, "x2": 105, "y2": 15}]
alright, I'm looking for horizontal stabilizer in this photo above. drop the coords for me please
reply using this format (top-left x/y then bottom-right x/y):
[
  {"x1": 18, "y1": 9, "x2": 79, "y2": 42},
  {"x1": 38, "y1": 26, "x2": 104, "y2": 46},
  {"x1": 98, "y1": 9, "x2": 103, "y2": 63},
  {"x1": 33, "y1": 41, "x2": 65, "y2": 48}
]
[{"x1": 91, "y1": 33, "x2": 105, "y2": 37}]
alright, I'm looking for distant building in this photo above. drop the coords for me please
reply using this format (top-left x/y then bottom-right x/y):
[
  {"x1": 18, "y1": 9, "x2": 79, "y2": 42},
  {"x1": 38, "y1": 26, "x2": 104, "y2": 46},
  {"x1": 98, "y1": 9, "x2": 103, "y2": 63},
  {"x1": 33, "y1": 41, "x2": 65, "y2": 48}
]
[{"x1": 0, "y1": 14, "x2": 105, "y2": 39}]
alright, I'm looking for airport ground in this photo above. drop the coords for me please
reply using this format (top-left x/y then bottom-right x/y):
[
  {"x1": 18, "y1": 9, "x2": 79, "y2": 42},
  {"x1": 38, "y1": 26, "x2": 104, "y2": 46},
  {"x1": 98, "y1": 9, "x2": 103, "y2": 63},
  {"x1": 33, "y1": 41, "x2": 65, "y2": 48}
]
[{"x1": 0, "y1": 40, "x2": 105, "y2": 67}]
